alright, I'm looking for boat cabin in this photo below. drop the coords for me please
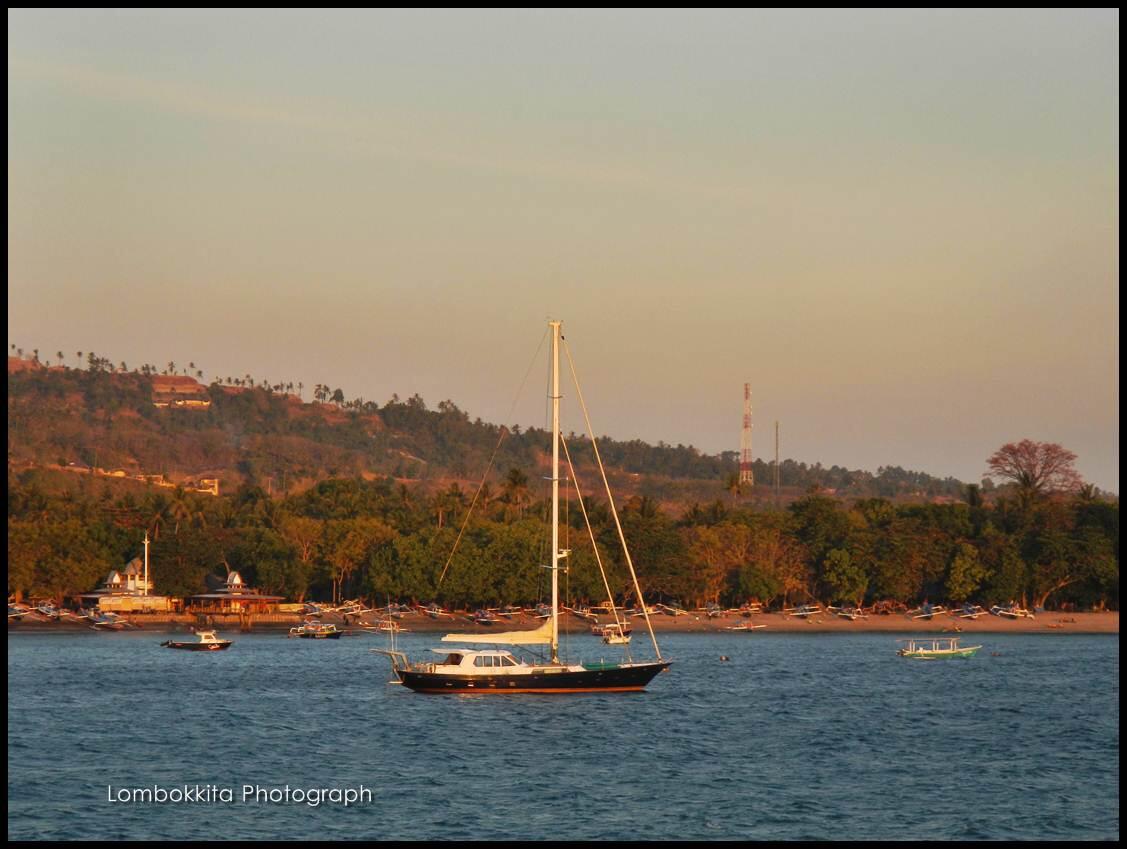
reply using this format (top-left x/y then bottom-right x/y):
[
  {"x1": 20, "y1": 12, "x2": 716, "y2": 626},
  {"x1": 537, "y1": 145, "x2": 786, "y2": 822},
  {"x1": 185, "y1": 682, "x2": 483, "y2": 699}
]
[{"x1": 429, "y1": 649, "x2": 529, "y2": 674}]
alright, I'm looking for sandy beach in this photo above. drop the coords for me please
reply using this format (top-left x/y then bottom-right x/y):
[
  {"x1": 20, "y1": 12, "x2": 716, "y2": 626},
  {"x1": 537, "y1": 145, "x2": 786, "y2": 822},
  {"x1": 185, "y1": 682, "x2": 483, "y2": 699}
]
[{"x1": 8, "y1": 609, "x2": 1118, "y2": 634}]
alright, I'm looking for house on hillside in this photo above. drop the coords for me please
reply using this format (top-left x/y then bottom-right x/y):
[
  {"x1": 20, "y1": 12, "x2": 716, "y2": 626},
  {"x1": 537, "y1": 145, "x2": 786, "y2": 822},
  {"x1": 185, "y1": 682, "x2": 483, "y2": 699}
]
[
  {"x1": 151, "y1": 375, "x2": 211, "y2": 409},
  {"x1": 7, "y1": 356, "x2": 45, "y2": 374}
]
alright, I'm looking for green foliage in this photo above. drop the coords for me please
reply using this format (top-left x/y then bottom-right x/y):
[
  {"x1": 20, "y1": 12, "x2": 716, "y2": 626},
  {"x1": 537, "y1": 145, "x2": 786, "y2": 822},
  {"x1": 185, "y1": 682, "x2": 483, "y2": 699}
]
[
  {"x1": 4, "y1": 364, "x2": 1121, "y2": 610},
  {"x1": 946, "y1": 542, "x2": 990, "y2": 602},
  {"x1": 822, "y1": 548, "x2": 868, "y2": 605}
]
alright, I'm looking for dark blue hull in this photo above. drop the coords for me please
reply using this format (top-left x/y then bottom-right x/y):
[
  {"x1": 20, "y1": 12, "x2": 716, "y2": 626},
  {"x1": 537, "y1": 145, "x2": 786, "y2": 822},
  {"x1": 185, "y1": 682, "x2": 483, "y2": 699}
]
[{"x1": 398, "y1": 661, "x2": 671, "y2": 694}]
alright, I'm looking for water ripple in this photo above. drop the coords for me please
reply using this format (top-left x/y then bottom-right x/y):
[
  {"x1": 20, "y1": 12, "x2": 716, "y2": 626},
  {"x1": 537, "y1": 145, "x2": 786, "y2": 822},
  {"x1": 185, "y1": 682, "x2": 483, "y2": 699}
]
[{"x1": 7, "y1": 631, "x2": 1119, "y2": 840}]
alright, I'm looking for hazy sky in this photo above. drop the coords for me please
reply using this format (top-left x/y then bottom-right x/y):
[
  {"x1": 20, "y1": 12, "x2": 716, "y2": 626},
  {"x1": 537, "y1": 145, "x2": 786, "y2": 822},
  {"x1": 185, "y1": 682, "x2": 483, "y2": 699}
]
[{"x1": 8, "y1": 10, "x2": 1119, "y2": 491}]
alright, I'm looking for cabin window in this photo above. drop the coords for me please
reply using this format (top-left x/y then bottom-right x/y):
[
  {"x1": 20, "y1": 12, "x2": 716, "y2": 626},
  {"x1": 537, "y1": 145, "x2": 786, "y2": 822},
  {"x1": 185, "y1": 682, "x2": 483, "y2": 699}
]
[
  {"x1": 443, "y1": 654, "x2": 463, "y2": 665},
  {"x1": 474, "y1": 656, "x2": 490, "y2": 667},
  {"x1": 500, "y1": 656, "x2": 516, "y2": 666}
]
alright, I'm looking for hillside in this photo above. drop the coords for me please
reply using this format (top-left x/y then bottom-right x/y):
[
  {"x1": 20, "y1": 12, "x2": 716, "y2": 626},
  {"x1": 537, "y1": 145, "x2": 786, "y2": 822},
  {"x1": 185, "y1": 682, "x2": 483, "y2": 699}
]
[{"x1": 7, "y1": 357, "x2": 971, "y2": 506}]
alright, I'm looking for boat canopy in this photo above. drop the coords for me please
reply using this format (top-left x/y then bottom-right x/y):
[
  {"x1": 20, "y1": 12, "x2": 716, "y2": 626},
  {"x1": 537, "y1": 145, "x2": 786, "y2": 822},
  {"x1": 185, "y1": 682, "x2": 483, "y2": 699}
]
[{"x1": 440, "y1": 617, "x2": 553, "y2": 646}]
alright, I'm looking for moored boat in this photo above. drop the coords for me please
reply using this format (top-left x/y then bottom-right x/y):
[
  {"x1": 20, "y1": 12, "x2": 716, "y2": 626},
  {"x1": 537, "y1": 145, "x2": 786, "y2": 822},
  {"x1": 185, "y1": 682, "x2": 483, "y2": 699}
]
[
  {"x1": 289, "y1": 620, "x2": 342, "y2": 639},
  {"x1": 896, "y1": 636, "x2": 981, "y2": 660},
  {"x1": 373, "y1": 320, "x2": 671, "y2": 694},
  {"x1": 591, "y1": 621, "x2": 632, "y2": 645},
  {"x1": 161, "y1": 630, "x2": 232, "y2": 651}
]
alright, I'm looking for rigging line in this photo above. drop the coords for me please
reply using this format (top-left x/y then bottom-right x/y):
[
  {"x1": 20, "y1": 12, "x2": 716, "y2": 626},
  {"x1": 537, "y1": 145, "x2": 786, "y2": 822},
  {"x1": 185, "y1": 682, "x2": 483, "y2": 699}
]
[
  {"x1": 438, "y1": 326, "x2": 550, "y2": 585},
  {"x1": 562, "y1": 339, "x2": 662, "y2": 661},
  {"x1": 560, "y1": 435, "x2": 629, "y2": 636}
]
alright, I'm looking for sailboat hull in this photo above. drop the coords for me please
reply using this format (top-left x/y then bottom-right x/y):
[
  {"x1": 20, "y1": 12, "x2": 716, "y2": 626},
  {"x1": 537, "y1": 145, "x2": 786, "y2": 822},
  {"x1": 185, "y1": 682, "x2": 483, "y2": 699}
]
[{"x1": 397, "y1": 661, "x2": 671, "y2": 694}]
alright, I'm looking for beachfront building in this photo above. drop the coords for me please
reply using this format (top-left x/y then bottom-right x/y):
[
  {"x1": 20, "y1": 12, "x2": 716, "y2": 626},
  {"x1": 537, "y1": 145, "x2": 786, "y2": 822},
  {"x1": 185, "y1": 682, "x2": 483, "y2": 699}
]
[
  {"x1": 78, "y1": 533, "x2": 174, "y2": 613},
  {"x1": 185, "y1": 571, "x2": 284, "y2": 614}
]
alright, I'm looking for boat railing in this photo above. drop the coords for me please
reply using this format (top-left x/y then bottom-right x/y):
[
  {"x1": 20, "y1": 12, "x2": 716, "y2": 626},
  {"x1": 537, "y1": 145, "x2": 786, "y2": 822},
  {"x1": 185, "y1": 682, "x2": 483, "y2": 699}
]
[
  {"x1": 370, "y1": 648, "x2": 411, "y2": 673},
  {"x1": 897, "y1": 637, "x2": 963, "y2": 649}
]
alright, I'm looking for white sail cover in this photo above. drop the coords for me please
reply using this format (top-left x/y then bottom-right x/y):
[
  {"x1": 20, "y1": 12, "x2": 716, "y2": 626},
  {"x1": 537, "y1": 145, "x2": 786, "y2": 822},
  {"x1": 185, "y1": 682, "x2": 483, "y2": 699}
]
[{"x1": 441, "y1": 617, "x2": 554, "y2": 646}]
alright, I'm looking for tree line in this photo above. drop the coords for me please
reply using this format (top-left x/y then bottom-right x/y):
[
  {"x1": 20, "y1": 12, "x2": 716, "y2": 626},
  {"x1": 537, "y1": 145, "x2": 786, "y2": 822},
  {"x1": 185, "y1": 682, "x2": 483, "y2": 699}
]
[{"x1": 7, "y1": 464, "x2": 1117, "y2": 612}]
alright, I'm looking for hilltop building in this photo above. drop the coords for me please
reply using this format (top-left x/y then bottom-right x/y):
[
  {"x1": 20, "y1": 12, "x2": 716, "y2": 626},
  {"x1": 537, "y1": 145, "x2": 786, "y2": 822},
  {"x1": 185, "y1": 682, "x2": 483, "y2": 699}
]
[{"x1": 151, "y1": 375, "x2": 211, "y2": 409}]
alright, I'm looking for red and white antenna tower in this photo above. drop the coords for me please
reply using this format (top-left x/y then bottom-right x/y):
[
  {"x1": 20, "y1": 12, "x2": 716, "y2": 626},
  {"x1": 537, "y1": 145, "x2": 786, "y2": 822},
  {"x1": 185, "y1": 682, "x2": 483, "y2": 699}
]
[{"x1": 739, "y1": 383, "x2": 754, "y2": 485}]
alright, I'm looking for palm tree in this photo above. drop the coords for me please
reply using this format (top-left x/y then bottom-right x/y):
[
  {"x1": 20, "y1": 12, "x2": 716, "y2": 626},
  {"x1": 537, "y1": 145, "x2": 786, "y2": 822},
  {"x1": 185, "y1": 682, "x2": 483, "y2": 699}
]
[
  {"x1": 502, "y1": 468, "x2": 531, "y2": 520},
  {"x1": 56, "y1": 351, "x2": 64, "y2": 366}
]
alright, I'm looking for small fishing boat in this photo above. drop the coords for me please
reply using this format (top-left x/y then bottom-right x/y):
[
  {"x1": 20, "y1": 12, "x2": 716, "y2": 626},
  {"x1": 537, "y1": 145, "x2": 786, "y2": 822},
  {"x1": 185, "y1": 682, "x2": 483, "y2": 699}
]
[
  {"x1": 724, "y1": 622, "x2": 766, "y2": 631},
  {"x1": 908, "y1": 602, "x2": 947, "y2": 620},
  {"x1": 990, "y1": 604, "x2": 1035, "y2": 620},
  {"x1": 591, "y1": 621, "x2": 633, "y2": 637},
  {"x1": 161, "y1": 630, "x2": 232, "y2": 651},
  {"x1": 470, "y1": 609, "x2": 500, "y2": 626},
  {"x1": 591, "y1": 622, "x2": 632, "y2": 644},
  {"x1": 896, "y1": 636, "x2": 981, "y2": 660},
  {"x1": 951, "y1": 603, "x2": 986, "y2": 620},
  {"x1": 784, "y1": 603, "x2": 823, "y2": 619},
  {"x1": 363, "y1": 618, "x2": 409, "y2": 634},
  {"x1": 418, "y1": 602, "x2": 455, "y2": 619},
  {"x1": 828, "y1": 605, "x2": 869, "y2": 621},
  {"x1": 89, "y1": 611, "x2": 138, "y2": 630},
  {"x1": 288, "y1": 621, "x2": 342, "y2": 639},
  {"x1": 34, "y1": 603, "x2": 64, "y2": 620},
  {"x1": 563, "y1": 605, "x2": 599, "y2": 623}
]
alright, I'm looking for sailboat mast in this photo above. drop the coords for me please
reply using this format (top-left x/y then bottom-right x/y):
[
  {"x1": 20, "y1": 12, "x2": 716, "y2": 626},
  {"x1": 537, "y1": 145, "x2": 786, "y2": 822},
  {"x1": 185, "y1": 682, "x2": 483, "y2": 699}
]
[{"x1": 550, "y1": 319, "x2": 561, "y2": 663}]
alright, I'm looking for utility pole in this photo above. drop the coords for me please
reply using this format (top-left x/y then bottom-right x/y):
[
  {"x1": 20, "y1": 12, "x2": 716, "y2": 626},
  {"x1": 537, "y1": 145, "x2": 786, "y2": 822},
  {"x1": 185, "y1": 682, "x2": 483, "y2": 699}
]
[
  {"x1": 143, "y1": 531, "x2": 150, "y2": 596},
  {"x1": 774, "y1": 421, "x2": 780, "y2": 510}
]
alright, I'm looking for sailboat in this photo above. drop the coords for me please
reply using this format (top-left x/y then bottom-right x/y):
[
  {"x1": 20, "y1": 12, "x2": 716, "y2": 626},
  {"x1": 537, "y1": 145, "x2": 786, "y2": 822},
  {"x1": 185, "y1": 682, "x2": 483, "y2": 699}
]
[{"x1": 373, "y1": 320, "x2": 671, "y2": 694}]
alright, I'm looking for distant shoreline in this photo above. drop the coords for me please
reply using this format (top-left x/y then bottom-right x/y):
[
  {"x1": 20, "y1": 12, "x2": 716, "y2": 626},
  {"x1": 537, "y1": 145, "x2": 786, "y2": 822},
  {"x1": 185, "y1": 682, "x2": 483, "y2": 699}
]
[{"x1": 8, "y1": 610, "x2": 1118, "y2": 635}]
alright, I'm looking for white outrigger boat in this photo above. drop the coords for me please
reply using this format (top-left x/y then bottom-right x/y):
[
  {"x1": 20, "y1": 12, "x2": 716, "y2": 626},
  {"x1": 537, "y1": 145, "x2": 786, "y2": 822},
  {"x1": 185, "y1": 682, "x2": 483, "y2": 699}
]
[
  {"x1": 896, "y1": 636, "x2": 981, "y2": 660},
  {"x1": 907, "y1": 602, "x2": 947, "y2": 620},
  {"x1": 990, "y1": 604, "x2": 1035, "y2": 620},
  {"x1": 784, "y1": 603, "x2": 823, "y2": 619},
  {"x1": 828, "y1": 604, "x2": 869, "y2": 621},
  {"x1": 951, "y1": 603, "x2": 986, "y2": 620}
]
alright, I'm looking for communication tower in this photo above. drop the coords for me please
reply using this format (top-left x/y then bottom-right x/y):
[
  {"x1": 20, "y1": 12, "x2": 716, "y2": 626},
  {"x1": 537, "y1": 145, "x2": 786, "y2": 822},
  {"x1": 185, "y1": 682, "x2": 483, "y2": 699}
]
[{"x1": 739, "y1": 383, "x2": 754, "y2": 485}]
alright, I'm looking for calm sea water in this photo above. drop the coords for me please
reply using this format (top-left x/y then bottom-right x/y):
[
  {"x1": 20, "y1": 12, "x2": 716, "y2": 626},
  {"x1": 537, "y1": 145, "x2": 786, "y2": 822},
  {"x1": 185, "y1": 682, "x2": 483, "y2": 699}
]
[{"x1": 7, "y1": 630, "x2": 1119, "y2": 841}]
